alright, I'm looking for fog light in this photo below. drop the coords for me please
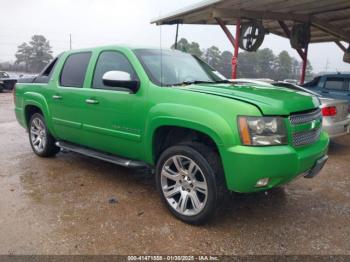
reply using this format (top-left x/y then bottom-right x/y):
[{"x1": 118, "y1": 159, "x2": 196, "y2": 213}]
[{"x1": 255, "y1": 178, "x2": 269, "y2": 187}]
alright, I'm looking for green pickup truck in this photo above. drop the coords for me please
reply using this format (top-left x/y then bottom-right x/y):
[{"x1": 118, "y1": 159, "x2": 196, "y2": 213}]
[{"x1": 14, "y1": 46, "x2": 329, "y2": 224}]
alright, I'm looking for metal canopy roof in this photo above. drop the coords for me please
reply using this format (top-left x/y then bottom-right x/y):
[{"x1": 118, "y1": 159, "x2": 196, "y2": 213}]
[{"x1": 151, "y1": 0, "x2": 350, "y2": 44}]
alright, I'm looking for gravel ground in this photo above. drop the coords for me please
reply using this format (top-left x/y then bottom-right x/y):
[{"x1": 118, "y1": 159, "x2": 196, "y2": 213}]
[{"x1": 0, "y1": 92, "x2": 349, "y2": 255}]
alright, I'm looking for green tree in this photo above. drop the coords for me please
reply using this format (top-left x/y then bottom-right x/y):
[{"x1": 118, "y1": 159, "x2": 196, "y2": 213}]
[
  {"x1": 172, "y1": 38, "x2": 203, "y2": 57},
  {"x1": 15, "y1": 35, "x2": 53, "y2": 73},
  {"x1": 15, "y1": 42, "x2": 31, "y2": 72},
  {"x1": 256, "y1": 48, "x2": 276, "y2": 78},
  {"x1": 217, "y1": 51, "x2": 233, "y2": 78},
  {"x1": 203, "y1": 46, "x2": 221, "y2": 70},
  {"x1": 237, "y1": 51, "x2": 258, "y2": 78},
  {"x1": 291, "y1": 58, "x2": 300, "y2": 80},
  {"x1": 275, "y1": 51, "x2": 293, "y2": 80},
  {"x1": 305, "y1": 60, "x2": 314, "y2": 81}
]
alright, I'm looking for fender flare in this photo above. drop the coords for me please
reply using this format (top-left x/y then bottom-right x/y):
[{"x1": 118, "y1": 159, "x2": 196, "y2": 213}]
[
  {"x1": 143, "y1": 103, "x2": 233, "y2": 164},
  {"x1": 23, "y1": 92, "x2": 56, "y2": 137}
]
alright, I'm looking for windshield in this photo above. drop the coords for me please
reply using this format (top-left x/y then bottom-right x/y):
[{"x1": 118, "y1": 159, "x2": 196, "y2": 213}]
[{"x1": 133, "y1": 49, "x2": 226, "y2": 86}]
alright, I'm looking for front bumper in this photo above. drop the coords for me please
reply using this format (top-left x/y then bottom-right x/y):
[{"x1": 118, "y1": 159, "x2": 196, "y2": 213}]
[
  {"x1": 220, "y1": 131, "x2": 329, "y2": 192},
  {"x1": 303, "y1": 155, "x2": 328, "y2": 178},
  {"x1": 323, "y1": 117, "x2": 350, "y2": 138}
]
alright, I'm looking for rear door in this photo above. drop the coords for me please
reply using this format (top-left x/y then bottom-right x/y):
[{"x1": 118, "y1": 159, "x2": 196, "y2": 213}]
[{"x1": 49, "y1": 52, "x2": 92, "y2": 144}]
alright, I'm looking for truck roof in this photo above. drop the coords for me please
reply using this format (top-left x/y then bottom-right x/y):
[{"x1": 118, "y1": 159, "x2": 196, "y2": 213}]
[{"x1": 62, "y1": 45, "x2": 174, "y2": 55}]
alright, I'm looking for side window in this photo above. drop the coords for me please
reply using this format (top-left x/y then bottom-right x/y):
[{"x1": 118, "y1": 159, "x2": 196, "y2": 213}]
[
  {"x1": 92, "y1": 51, "x2": 137, "y2": 90},
  {"x1": 34, "y1": 57, "x2": 59, "y2": 83},
  {"x1": 324, "y1": 77, "x2": 346, "y2": 91},
  {"x1": 60, "y1": 52, "x2": 91, "y2": 88}
]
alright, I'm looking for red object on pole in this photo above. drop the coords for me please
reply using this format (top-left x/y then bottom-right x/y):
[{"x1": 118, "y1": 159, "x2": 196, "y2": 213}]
[
  {"x1": 232, "y1": 19, "x2": 241, "y2": 79},
  {"x1": 216, "y1": 17, "x2": 240, "y2": 79},
  {"x1": 300, "y1": 43, "x2": 308, "y2": 85}
]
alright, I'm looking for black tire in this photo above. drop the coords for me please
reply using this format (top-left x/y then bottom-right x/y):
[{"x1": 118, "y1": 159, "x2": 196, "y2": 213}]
[
  {"x1": 156, "y1": 142, "x2": 226, "y2": 225},
  {"x1": 28, "y1": 113, "x2": 60, "y2": 157}
]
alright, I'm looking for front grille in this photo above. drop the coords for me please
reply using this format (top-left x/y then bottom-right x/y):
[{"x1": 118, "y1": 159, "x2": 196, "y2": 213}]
[
  {"x1": 292, "y1": 128, "x2": 322, "y2": 147},
  {"x1": 289, "y1": 108, "x2": 322, "y2": 125}
]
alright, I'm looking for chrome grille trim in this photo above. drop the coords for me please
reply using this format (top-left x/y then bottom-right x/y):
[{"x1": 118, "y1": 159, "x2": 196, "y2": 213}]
[
  {"x1": 289, "y1": 108, "x2": 322, "y2": 125},
  {"x1": 292, "y1": 128, "x2": 322, "y2": 147}
]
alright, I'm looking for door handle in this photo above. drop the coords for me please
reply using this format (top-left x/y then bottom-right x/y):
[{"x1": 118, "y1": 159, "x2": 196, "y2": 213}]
[
  {"x1": 52, "y1": 95, "x2": 62, "y2": 100},
  {"x1": 85, "y1": 98, "x2": 99, "y2": 104}
]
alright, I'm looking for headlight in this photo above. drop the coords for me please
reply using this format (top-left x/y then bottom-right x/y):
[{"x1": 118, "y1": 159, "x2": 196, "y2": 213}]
[{"x1": 238, "y1": 116, "x2": 287, "y2": 146}]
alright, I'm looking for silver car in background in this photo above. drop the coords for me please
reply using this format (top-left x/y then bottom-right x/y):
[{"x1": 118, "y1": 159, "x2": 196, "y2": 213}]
[
  {"x1": 230, "y1": 79, "x2": 350, "y2": 139},
  {"x1": 318, "y1": 98, "x2": 350, "y2": 138}
]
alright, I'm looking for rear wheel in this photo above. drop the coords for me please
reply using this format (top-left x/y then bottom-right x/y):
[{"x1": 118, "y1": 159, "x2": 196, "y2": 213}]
[
  {"x1": 29, "y1": 113, "x2": 59, "y2": 157},
  {"x1": 156, "y1": 143, "x2": 225, "y2": 224}
]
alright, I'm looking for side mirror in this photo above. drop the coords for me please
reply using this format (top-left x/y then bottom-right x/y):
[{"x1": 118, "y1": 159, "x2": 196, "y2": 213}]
[{"x1": 102, "y1": 71, "x2": 140, "y2": 93}]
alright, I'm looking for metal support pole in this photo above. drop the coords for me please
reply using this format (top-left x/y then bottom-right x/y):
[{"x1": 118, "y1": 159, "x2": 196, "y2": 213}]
[
  {"x1": 232, "y1": 19, "x2": 241, "y2": 79},
  {"x1": 334, "y1": 40, "x2": 347, "y2": 52},
  {"x1": 174, "y1": 24, "x2": 179, "y2": 49},
  {"x1": 278, "y1": 21, "x2": 309, "y2": 84},
  {"x1": 216, "y1": 17, "x2": 240, "y2": 79},
  {"x1": 215, "y1": 17, "x2": 236, "y2": 48},
  {"x1": 278, "y1": 21, "x2": 304, "y2": 59},
  {"x1": 300, "y1": 43, "x2": 308, "y2": 85}
]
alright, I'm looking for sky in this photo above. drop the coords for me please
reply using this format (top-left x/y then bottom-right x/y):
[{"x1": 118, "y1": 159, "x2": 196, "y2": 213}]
[{"x1": 0, "y1": 0, "x2": 349, "y2": 73}]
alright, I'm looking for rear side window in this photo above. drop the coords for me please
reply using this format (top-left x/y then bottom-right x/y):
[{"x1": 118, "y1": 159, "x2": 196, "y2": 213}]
[
  {"x1": 60, "y1": 52, "x2": 91, "y2": 87},
  {"x1": 92, "y1": 51, "x2": 137, "y2": 90},
  {"x1": 324, "y1": 77, "x2": 346, "y2": 91},
  {"x1": 34, "y1": 57, "x2": 59, "y2": 83}
]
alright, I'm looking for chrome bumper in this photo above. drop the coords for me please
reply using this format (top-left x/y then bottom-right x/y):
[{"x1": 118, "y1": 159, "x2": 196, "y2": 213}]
[{"x1": 323, "y1": 118, "x2": 350, "y2": 138}]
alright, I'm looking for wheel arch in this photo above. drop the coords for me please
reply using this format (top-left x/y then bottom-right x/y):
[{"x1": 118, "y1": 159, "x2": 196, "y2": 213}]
[
  {"x1": 23, "y1": 92, "x2": 56, "y2": 136},
  {"x1": 151, "y1": 125, "x2": 222, "y2": 164}
]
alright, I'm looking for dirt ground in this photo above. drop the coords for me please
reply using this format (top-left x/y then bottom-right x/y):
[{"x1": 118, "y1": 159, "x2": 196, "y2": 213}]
[{"x1": 0, "y1": 92, "x2": 349, "y2": 255}]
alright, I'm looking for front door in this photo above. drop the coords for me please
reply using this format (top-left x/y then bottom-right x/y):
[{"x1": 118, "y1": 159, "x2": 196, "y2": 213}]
[{"x1": 81, "y1": 50, "x2": 146, "y2": 160}]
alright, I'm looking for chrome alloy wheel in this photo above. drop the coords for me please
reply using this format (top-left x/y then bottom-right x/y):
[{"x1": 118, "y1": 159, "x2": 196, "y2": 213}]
[
  {"x1": 30, "y1": 117, "x2": 47, "y2": 153},
  {"x1": 160, "y1": 155, "x2": 208, "y2": 216}
]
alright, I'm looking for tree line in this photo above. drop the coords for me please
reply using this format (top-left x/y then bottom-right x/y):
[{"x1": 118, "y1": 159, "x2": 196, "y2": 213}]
[
  {"x1": 173, "y1": 38, "x2": 313, "y2": 81},
  {"x1": 0, "y1": 35, "x2": 53, "y2": 73},
  {"x1": 1, "y1": 35, "x2": 313, "y2": 82}
]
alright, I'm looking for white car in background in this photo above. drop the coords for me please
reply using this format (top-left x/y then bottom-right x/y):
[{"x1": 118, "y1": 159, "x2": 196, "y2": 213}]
[{"x1": 230, "y1": 79, "x2": 350, "y2": 138}]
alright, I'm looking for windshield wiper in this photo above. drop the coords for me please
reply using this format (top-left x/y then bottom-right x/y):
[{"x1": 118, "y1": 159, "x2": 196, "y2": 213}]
[
  {"x1": 170, "y1": 80, "x2": 231, "y2": 87},
  {"x1": 170, "y1": 80, "x2": 214, "y2": 86},
  {"x1": 213, "y1": 80, "x2": 232, "y2": 84}
]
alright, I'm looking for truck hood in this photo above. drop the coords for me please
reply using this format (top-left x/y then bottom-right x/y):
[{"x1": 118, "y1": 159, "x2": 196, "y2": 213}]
[{"x1": 184, "y1": 83, "x2": 320, "y2": 115}]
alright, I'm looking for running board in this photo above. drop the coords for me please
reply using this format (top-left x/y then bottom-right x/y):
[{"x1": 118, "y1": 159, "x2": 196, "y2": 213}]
[{"x1": 55, "y1": 141, "x2": 149, "y2": 168}]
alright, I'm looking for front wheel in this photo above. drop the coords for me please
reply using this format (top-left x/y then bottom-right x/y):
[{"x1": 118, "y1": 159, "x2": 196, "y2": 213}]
[
  {"x1": 29, "y1": 113, "x2": 60, "y2": 157},
  {"x1": 156, "y1": 143, "x2": 225, "y2": 224}
]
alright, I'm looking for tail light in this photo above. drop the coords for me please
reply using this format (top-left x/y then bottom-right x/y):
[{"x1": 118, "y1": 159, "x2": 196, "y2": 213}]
[
  {"x1": 348, "y1": 105, "x2": 350, "y2": 113},
  {"x1": 321, "y1": 106, "x2": 337, "y2": 116}
]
